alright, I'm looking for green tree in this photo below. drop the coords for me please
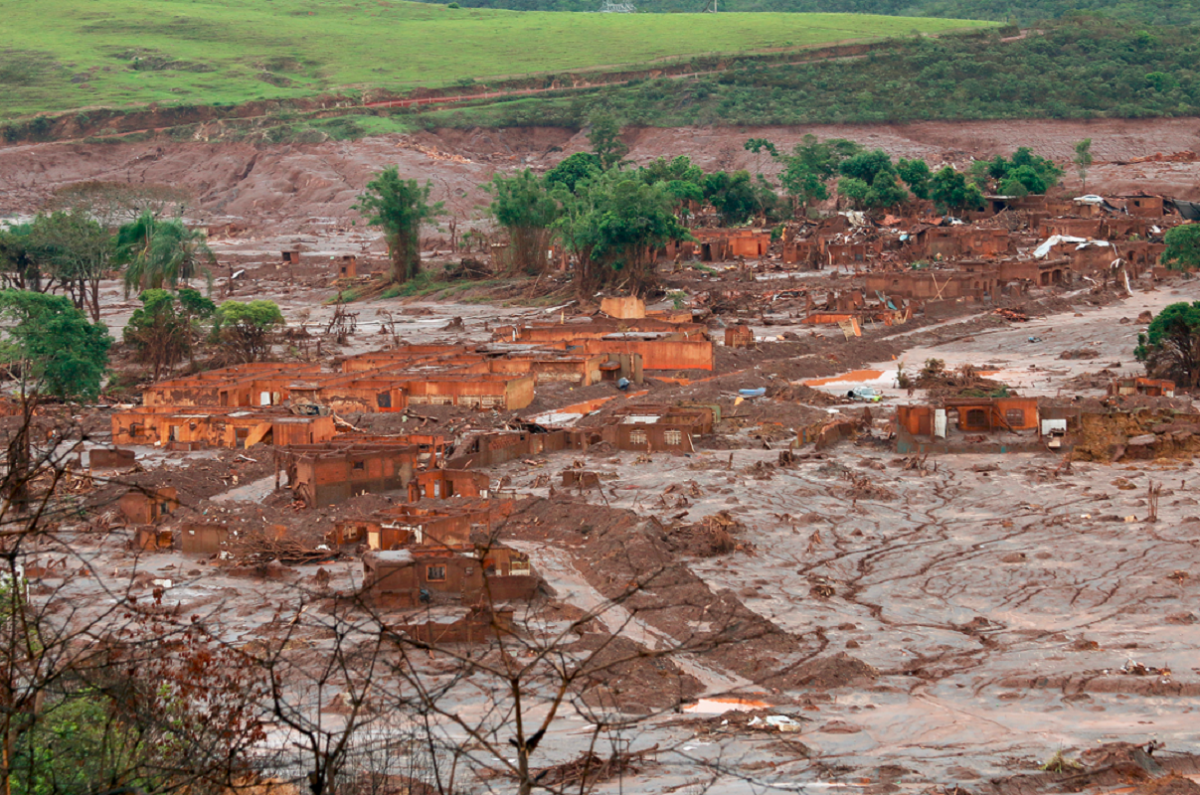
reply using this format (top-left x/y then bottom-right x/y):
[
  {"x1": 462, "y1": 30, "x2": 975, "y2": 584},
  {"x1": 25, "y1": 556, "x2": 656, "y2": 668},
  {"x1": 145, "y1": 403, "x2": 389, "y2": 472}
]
[
  {"x1": 866, "y1": 170, "x2": 909, "y2": 210},
  {"x1": 790, "y1": 135, "x2": 862, "y2": 180},
  {"x1": 486, "y1": 169, "x2": 560, "y2": 275},
  {"x1": 1136, "y1": 301, "x2": 1200, "y2": 387},
  {"x1": 702, "y1": 171, "x2": 761, "y2": 226},
  {"x1": 355, "y1": 168, "x2": 444, "y2": 284},
  {"x1": 28, "y1": 211, "x2": 114, "y2": 322},
  {"x1": 0, "y1": 224, "x2": 48, "y2": 293},
  {"x1": 212, "y1": 300, "x2": 284, "y2": 363},
  {"x1": 743, "y1": 138, "x2": 778, "y2": 175},
  {"x1": 838, "y1": 177, "x2": 871, "y2": 210},
  {"x1": 658, "y1": 179, "x2": 705, "y2": 224},
  {"x1": 929, "y1": 166, "x2": 985, "y2": 214},
  {"x1": 124, "y1": 288, "x2": 215, "y2": 379},
  {"x1": 115, "y1": 212, "x2": 214, "y2": 296},
  {"x1": 1074, "y1": 138, "x2": 1094, "y2": 192},
  {"x1": 770, "y1": 135, "x2": 863, "y2": 214},
  {"x1": 0, "y1": 290, "x2": 110, "y2": 510},
  {"x1": 1000, "y1": 164, "x2": 1049, "y2": 196},
  {"x1": 979, "y1": 148, "x2": 1063, "y2": 196},
  {"x1": 639, "y1": 155, "x2": 704, "y2": 185},
  {"x1": 897, "y1": 158, "x2": 932, "y2": 200},
  {"x1": 553, "y1": 173, "x2": 688, "y2": 293},
  {"x1": 838, "y1": 149, "x2": 894, "y2": 184},
  {"x1": 545, "y1": 152, "x2": 602, "y2": 194},
  {"x1": 0, "y1": 290, "x2": 110, "y2": 402},
  {"x1": 1161, "y1": 223, "x2": 1200, "y2": 271},
  {"x1": 586, "y1": 112, "x2": 628, "y2": 171}
]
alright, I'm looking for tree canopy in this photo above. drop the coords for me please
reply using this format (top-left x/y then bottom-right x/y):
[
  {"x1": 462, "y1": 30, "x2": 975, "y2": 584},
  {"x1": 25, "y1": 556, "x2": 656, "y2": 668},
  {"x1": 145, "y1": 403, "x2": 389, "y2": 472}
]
[
  {"x1": 553, "y1": 173, "x2": 689, "y2": 292},
  {"x1": 124, "y1": 288, "x2": 215, "y2": 380},
  {"x1": 355, "y1": 168, "x2": 443, "y2": 283},
  {"x1": 586, "y1": 113, "x2": 629, "y2": 171},
  {"x1": 486, "y1": 169, "x2": 560, "y2": 274},
  {"x1": 213, "y1": 300, "x2": 284, "y2": 363},
  {"x1": 1135, "y1": 301, "x2": 1200, "y2": 387},
  {"x1": 1161, "y1": 223, "x2": 1200, "y2": 271},
  {"x1": 930, "y1": 166, "x2": 985, "y2": 214},
  {"x1": 545, "y1": 152, "x2": 602, "y2": 195},
  {"x1": 116, "y1": 212, "x2": 214, "y2": 296},
  {"x1": 0, "y1": 290, "x2": 111, "y2": 402}
]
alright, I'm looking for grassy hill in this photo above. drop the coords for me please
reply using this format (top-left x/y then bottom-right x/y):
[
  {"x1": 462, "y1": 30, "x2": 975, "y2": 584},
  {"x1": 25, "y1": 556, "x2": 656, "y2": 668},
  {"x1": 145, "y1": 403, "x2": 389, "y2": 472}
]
[
  {"x1": 404, "y1": 0, "x2": 1200, "y2": 27},
  {"x1": 0, "y1": 0, "x2": 993, "y2": 120}
]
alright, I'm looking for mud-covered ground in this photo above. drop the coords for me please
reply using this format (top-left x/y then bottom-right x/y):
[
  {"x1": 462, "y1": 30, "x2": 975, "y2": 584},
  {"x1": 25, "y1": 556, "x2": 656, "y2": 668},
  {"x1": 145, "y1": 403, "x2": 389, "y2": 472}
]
[
  {"x1": 11, "y1": 118, "x2": 1200, "y2": 793},
  {"x1": 5, "y1": 118, "x2": 1200, "y2": 234},
  {"x1": 41, "y1": 265, "x2": 1194, "y2": 794}
]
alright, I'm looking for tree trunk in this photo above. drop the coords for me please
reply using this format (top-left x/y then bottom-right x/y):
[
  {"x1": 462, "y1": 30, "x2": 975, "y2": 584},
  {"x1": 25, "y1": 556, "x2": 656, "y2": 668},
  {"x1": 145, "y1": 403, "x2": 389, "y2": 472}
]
[
  {"x1": 388, "y1": 230, "x2": 421, "y2": 284},
  {"x1": 3, "y1": 393, "x2": 34, "y2": 515}
]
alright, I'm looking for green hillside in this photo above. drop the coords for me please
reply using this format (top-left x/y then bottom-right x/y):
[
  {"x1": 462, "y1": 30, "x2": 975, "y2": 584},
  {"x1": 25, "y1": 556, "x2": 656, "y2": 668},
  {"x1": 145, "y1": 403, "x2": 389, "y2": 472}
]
[
  {"x1": 406, "y1": 18, "x2": 1200, "y2": 128},
  {"x1": 0, "y1": 0, "x2": 992, "y2": 119},
  {"x1": 405, "y1": 0, "x2": 1200, "y2": 27}
]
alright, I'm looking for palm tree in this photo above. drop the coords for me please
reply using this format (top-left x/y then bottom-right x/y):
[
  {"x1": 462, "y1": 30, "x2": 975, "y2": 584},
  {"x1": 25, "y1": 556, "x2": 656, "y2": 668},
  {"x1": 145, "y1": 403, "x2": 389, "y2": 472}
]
[{"x1": 116, "y1": 212, "x2": 214, "y2": 295}]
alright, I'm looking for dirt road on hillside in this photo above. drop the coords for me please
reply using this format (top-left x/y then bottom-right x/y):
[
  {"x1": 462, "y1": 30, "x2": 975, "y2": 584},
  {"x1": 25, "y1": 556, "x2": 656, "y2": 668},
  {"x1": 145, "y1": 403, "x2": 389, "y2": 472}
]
[{"x1": 3, "y1": 119, "x2": 1200, "y2": 232}]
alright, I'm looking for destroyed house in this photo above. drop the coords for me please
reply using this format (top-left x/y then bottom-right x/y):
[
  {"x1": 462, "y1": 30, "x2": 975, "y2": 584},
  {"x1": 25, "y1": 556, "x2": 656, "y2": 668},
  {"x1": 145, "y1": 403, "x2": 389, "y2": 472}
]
[
  {"x1": 408, "y1": 469, "x2": 490, "y2": 501},
  {"x1": 118, "y1": 487, "x2": 179, "y2": 525},
  {"x1": 1109, "y1": 377, "x2": 1176, "y2": 397},
  {"x1": 111, "y1": 406, "x2": 335, "y2": 450},
  {"x1": 895, "y1": 398, "x2": 1041, "y2": 454},
  {"x1": 362, "y1": 545, "x2": 537, "y2": 607},
  {"x1": 333, "y1": 500, "x2": 514, "y2": 551},
  {"x1": 333, "y1": 433, "x2": 448, "y2": 467},
  {"x1": 689, "y1": 229, "x2": 771, "y2": 261},
  {"x1": 907, "y1": 226, "x2": 1014, "y2": 260},
  {"x1": 601, "y1": 404, "x2": 715, "y2": 452},
  {"x1": 444, "y1": 428, "x2": 587, "y2": 469},
  {"x1": 275, "y1": 441, "x2": 420, "y2": 507},
  {"x1": 821, "y1": 238, "x2": 882, "y2": 266},
  {"x1": 393, "y1": 606, "x2": 515, "y2": 645},
  {"x1": 139, "y1": 351, "x2": 538, "y2": 413},
  {"x1": 865, "y1": 271, "x2": 997, "y2": 301},
  {"x1": 1116, "y1": 194, "x2": 1166, "y2": 218},
  {"x1": 494, "y1": 320, "x2": 713, "y2": 371}
]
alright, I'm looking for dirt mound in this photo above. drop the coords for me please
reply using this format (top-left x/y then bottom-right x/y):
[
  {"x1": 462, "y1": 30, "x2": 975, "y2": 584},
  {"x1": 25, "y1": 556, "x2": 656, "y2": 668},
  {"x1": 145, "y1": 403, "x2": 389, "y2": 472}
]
[
  {"x1": 1065, "y1": 368, "x2": 1118, "y2": 390},
  {"x1": 1135, "y1": 774, "x2": 1200, "y2": 795},
  {"x1": 913, "y1": 361, "x2": 1011, "y2": 398},
  {"x1": 767, "y1": 383, "x2": 844, "y2": 406},
  {"x1": 788, "y1": 652, "x2": 879, "y2": 689},
  {"x1": 566, "y1": 631, "x2": 704, "y2": 713},
  {"x1": 666, "y1": 511, "x2": 752, "y2": 558},
  {"x1": 500, "y1": 497, "x2": 813, "y2": 687}
]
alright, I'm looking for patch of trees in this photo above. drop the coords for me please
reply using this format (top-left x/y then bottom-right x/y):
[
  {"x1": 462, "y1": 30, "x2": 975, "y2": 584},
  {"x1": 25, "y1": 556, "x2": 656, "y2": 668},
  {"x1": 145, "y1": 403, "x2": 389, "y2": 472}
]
[
  {"x1": 458, "y1": 121, "x2": 1044, "y2": 291},
  {"x1": 1136, "y1": 301, "x2": 1200, "y2": 387},
  {"x1": 1160, "y1": 223, "x2": 1200, "y2": 271},
  {"x1": 529, "y1": 18, "x2": 1200, "y2": 128},
  {"x1": 969, "y1": 147, "x2": 1063, "y2": 197},
  {"x1": 0, "y1": 181, "x2": 289, "y2": 389}
]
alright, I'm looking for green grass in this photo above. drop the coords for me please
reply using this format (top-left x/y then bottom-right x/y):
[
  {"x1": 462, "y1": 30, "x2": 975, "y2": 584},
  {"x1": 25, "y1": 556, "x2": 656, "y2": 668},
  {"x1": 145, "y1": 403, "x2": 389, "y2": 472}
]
[{"x1": 0, "y1": 0, "x2": 994, "y2": 119}]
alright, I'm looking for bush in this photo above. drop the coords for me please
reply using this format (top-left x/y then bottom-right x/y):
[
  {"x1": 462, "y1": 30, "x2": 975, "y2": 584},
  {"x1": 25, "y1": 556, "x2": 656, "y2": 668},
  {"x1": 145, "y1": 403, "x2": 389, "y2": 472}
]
[{"x1": 1161, "y1": 223, "x2": 1200, "y2": 270}]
